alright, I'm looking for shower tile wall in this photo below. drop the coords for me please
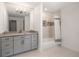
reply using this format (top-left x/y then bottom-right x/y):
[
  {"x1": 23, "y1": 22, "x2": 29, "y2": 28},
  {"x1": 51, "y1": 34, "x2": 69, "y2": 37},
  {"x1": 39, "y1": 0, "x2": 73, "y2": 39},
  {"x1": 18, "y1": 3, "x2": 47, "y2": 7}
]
[{"x1": 43, "y1": 12, "x2": 55, "y2": 39}]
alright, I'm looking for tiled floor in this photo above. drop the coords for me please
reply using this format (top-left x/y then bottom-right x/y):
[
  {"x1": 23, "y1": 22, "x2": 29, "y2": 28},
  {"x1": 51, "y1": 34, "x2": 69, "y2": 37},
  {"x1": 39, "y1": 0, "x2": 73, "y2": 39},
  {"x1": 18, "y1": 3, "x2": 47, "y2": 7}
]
[{"x1": 14, "y1": 46, "x2": 79, "y2": 57}]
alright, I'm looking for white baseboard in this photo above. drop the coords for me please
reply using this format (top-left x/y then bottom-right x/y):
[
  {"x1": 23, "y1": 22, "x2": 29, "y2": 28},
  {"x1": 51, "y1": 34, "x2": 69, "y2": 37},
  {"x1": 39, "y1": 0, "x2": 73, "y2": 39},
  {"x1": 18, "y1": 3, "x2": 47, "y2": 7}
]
[{"x1": 62, "y1": 44, "x2": 79, "y2": 53}]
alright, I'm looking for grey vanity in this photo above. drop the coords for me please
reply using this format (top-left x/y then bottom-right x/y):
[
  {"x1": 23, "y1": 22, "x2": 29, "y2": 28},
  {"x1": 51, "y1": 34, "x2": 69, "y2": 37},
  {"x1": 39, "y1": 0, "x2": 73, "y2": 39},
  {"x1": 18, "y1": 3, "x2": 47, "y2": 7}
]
[{"x1": 0, "y1": 32, "x2": 38, "y2": 57}]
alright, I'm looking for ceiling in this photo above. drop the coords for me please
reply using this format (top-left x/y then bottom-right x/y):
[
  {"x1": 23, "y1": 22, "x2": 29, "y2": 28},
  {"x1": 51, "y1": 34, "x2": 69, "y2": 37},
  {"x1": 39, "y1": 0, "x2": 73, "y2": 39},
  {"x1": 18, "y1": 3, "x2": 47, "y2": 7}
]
[
  {"x1": 5, "y1": 2, "x2": 79, "y2": 16},
  {"x1": 43, "y1": 2, "x2": 78, "y2": 13},
  {"x1": 5, "y1": 2, "x2": 40, "y2": 16}
]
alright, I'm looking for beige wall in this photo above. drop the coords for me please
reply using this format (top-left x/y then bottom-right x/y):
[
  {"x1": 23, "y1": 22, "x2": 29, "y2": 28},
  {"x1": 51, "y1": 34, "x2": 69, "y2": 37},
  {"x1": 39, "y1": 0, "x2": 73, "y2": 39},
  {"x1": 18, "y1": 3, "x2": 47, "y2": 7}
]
[
  {"x1": 0, "y1": 3, "x2": 8, "y2": 33},
  {"x1": 61, "y1": 3, "x2": 79, "y2": 52},
  {"x1": 25, "y1": 15, "x2": 30, "y2": 31},
  {"x1": 30, "y1": 4, "x2": 42, "y2": 50}
]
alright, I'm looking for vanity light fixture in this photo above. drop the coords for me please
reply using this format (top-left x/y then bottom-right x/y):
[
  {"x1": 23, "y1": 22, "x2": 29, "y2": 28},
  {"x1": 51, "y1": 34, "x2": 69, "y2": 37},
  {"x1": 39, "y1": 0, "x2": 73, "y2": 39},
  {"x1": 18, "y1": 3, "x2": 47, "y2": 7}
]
[
  {"x1": 16, "y1": 8, "x2": 19, "y2": 12},
  {"x1": 16, "y1": 8, "x2": 27, "y2": 14}
]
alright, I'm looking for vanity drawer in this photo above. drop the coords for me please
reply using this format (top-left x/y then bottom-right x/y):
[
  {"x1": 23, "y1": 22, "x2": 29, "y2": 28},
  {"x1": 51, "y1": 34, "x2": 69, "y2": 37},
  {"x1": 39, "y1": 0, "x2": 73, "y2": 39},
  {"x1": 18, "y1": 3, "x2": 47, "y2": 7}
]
[
  {"x1": 2, "y1": 41, "x2": 13, "y2": 49},
  {"x1": 32, "y1": 34, "x2": 37, "y2": 41},
  {"x1": 2, "y1": 48, "x2": 13, "y2": 57},
  {"x1": 2, "y1": 37, "x2": 13, "y2": 43},
  {"x1": 24, "y1": 35, "x2": 31, "y2": 39},
  {"x1": 2, "y1": 37, "x2": 13, "y2": 49}
]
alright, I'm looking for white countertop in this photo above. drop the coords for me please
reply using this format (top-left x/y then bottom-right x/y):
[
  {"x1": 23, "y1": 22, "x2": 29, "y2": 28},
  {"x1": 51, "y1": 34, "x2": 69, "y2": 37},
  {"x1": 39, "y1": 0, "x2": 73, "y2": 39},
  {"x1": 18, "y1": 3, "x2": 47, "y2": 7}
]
[{"x1": 0, "y1": 31, "x2": 37, "y2": 37}]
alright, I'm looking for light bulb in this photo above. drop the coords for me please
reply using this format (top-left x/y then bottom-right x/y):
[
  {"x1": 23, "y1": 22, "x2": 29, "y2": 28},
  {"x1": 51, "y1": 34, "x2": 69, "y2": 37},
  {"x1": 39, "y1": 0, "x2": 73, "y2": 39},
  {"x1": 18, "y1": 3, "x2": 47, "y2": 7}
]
[{"x1": 16, "y1": 8, "x2": 19, "y2": 11}]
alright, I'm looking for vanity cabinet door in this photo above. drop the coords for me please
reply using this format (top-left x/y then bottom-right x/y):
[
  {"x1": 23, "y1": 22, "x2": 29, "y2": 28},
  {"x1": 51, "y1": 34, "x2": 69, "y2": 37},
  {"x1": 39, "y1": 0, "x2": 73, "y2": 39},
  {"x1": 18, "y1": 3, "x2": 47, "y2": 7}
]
[
  {"x1": 24, "y1": 35, "x2": 32, "y2": 51},
  {"x1": 32, "y1": 34, "x2": 38, "y2": 49},
  {"x1": 14, "y1": 36, "x2": 24, "y2": 54}
]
